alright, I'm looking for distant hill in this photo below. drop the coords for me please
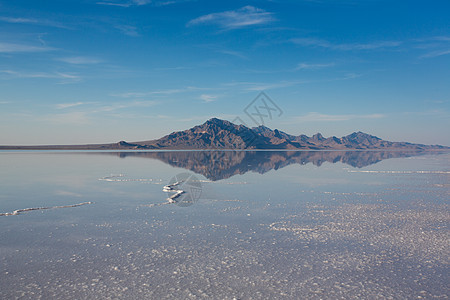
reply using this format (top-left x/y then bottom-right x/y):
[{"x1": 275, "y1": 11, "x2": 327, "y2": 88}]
[{"x1": 1, "y1": 117, "x2": 448, "y2": 150}]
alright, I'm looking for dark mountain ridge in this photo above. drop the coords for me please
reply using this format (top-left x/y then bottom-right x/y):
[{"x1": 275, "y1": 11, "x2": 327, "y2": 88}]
[{"x1": 133, "y1": 118, "x2": 446, "y2": 150}]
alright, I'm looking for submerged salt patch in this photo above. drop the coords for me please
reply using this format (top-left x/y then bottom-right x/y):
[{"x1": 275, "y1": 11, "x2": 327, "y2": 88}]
[
  {"x1": 99, "y1": 174, "x2": 164, "y2": 183},
  {"x1": 0, "y1": 201, "x2": 93, "y2": 216}
]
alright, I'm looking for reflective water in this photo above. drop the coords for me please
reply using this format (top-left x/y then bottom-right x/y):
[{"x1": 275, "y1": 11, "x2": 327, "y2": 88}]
[{"x1": 0, "y1": 151, "x2": 449, "y2": 299}]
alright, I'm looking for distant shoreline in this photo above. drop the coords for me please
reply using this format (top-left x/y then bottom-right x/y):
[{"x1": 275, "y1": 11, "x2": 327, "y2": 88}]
[{"x1": 0, "y1": 145, "x2": 449, "y2": 152}]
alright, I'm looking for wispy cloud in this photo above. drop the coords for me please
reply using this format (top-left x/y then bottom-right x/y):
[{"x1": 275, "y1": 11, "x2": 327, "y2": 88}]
[
  {"x1": 291, "y1": 37, "x2": 401, "y2": 51},
  {"x1": 44, "y1": 111, "x2": 91, "y2": 124},
  {"x1": 413, "y1": 36, "x2": 450, "y2": 59},
  {"x1": 57, "y1": 56, "x2": 103, "y2": 64},
  {"x1": 296, "y1": 62, "x2": 335, "y2": 70},
  {"x1": 218, "y1": 49, "x2": 247, "y2": 59},
  {"x1": 424, "y1": 99, "x2": 449, "y2": 105},
  {"x1": 200, "y1": 94, "x2": 218, "y2": 103},
  {"x1": 97, "y1": 0, "x2": 151, "y2": 7},
  {"x1": 56, "y1": 102, "x2": 86, "y2": 109},
  {"x1": 245, "y1": 80, "x2": 309, "y2": 91},
  {"x1": 97, "y1": 100, "x2": 158, "y2": 112},
  {"x1": 0, "y1": 42, "x2": 55, "y2": 53},
  {"x1": 294, "y1": 112, "x2": 385, "y2": 122},
  {"x1": 0, "y1": 16, "x2": 69, "y2": 29},
  {"x1": 225, "y1": 79, "x2": 309, "y2": 91},
  {"x1": 96, "y1": 1, "x2": 133, "y2": 7},
  {"x1": 176, "y1": 114, "x2": 237, "y2": 123},
  {"x1": 46, "y1": 100, "x2": 160, "y2": 124},
  {"x1": 226, "y1": 73, "x2": 360, "y2": 91},
  {"x1": 97, "y1": 0, "x2": 187, "y2": 7},
  {"x1": 420, "y1": 49, "x2": 450, "y2": 58},
  {"x1": 187, "y1": 6, "x2": 275, "y2": 29},
  {"x1": 112, "y1": 86, "x2": 211, "y2": 98},
  {"x1": 115, "y1": 25, "x2": 140, "y2": 36},
  {"x1": 0, "y1": 17, "x2": 38, "y2": 24},
  {"x1": 0, "y1": 70, "x2": 80, "y2": 83},
  {"x1": 154, "y1": 66, "x2": 190, "y2": 71}
]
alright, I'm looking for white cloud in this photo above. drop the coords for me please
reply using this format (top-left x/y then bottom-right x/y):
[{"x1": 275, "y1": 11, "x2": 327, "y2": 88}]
[
  {"x1": 115, "y1": 25, "x2": 139, "y2": 36},
  {"x1": 291, "y1": 38, "x2": 401, "y2": 51},
  {"x1": 0, "y1": 17, "x2": 37, "y2": 24},
  {"x1": 226, "y1": 73, "x2": 360, "y2": 91},
  {"x1": 154, "y1": 66, "x2": 190, "y2": 71},
  {"x1": 187, "y1": 6, "x2": 275, "y2": 29},
  {"x1": 96, "y1": 2, "x2": 131, "y2": 7},
  {"x1": 97, "y1": 0, "x2": 151, "y2": 7},
  {"x1": 294, "y1": 112, "x2": 385, "y2": 122},
  {"x1": 0, "y1": 70, "x2": 81, "y2": 84},
  {"x1": 58, "y1": 56, "x2": 103, "y2": 64},
  {"x1": 296, "y1": 62, "x2": 335, "y2": 70},
  {"x1": 46, "y1": 100, "x2": 159, "y2": 124},
  {"x1": 226, "y1": 80, "x2": 309, "y2": 91},
  {"x1": 200, "y1": 94, "x2": 217, "y2": 103},
  {"x1": 0, "y1": 42, "x2": 55, "y2": 53},
  {"x1": 97, "y1": 0, "x2": 184, "y2": 7},
  {"x1": 413, "y1": 35, "x2": 450, "y2": 59},
  {"x1": 0, "y1": 16, "x2": 68, "y2": 28},
  {"x1": 420, "y1": 49, "x2": 450, "y2": 58},
  {"x1": 112, "y1": 86, "x2": 211, "y2": 98},
  {"x1": 218, "y1": 50, "x2": 247, "y2": 59},
  {"x1": 97, "y1": 100, "x2": 158, "y2": 112},
  {"x1": 56, "y1": 102, "x2": 86, "y2": 109},
  {"x1": 44, "y1": 111, "x2": 90, "y2": 124}
]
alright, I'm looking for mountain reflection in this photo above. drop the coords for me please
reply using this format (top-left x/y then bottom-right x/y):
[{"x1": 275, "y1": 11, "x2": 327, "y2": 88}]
[{"x1": 102, "y1": 150, "x2": 439, "y2": 181}]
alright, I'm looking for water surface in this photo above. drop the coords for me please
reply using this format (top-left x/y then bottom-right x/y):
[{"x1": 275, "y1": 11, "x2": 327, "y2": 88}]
[{"x1": 0, "y1": 150, "x2": 449, "y2": 299}]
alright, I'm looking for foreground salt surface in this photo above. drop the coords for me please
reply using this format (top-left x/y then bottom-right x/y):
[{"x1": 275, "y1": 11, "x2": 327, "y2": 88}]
[{"x1": 0, "y1": 152, "x2": 449, "y2": 299}]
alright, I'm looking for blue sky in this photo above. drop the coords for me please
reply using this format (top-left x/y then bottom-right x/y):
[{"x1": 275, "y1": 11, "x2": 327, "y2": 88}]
[{"x1": 1, "y1": 0, "x2": 449, "y2": 145}]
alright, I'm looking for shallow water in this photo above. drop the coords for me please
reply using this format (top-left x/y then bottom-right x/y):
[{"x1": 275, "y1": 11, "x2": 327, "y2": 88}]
[{"x1": 0, "y1": 150, "x2": 449, "y2": 299}]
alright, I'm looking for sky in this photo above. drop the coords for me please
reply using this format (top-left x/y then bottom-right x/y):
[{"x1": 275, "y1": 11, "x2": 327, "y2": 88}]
[{"x1": 0, "y1": 0, "x2": 449, "y2": 146}]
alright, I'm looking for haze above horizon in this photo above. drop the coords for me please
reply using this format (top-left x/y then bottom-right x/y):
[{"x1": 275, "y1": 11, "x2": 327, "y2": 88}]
[{"x1": 1, "y1": 0, "x2": 449, "y2": 146}]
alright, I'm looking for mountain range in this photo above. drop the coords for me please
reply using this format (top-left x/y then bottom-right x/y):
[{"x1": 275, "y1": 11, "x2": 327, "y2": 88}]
[{"x1": 1, "y1": 118, "x2": 448, "y2": 150}]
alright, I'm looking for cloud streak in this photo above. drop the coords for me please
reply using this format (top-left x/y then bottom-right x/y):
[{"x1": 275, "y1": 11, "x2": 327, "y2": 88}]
[
  {"x1": 200, "y1": 94, "x2": 217, "y2": 103},
  {"x1": 97, "y1": 100, "x2": 158, "y2": 112},
  {"x1": 97, "y1": 0, "x2": 187, "y2": 7},
  {"x1": 226, "y1": 73, "x2": 359, "y2": 91},
  {"x1": 420, "y1": 48, "x2": 450, "y2": 58},
  {"x1": 57, "y1": 56, "x2": 103, "y2": 64},
  {"x1": 43, "y1": 111, "x2": 91, "y2": 124},
  {"x1": 218, "y1": 50, "x2": 247, "y2": 59},
  {"x1": 56, "y1": 102, "x2": 86, "y2": 109},
  {"x1": 96, "y1": 0, "x2": 151, "y2": 7},
  {"x1": 46, "y1": 100, "x2": 160, "y2": 124},
  {"x1": 294, "y1": 112, "x2": 385, "y2": 122},
  {"x1": 291, "y1": 38, "x2": 401, "y2": 51},
  {"x1": 115, "y1": 25, "x2": 140, "y2": 36},
  {"x1": 296, "y1": 62, "x2": 335, "y2": 70},
  {"x1": 112, "y1": 86, "x2": 211, "y2": 98},
  {"x1": 187, "y1": 6, "x2": 275, "y2": 29},
  {"x1": 0, "y1": 42, "x2": 55, "y2": 53},
  {"x1": 0, "y1": 70, "x2": 80, "y2": 84},
  {"x1": 0, "y1": 16, "x2": 69, "y2": 29}
]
